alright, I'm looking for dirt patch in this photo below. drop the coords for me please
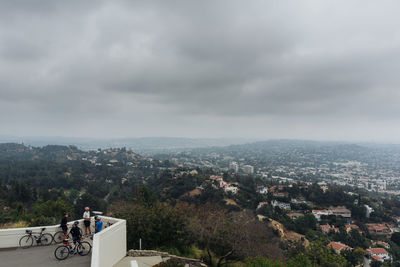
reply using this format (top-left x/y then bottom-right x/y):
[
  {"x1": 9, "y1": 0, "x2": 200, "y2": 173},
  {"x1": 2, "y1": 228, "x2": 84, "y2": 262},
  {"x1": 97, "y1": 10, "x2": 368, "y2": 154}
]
[
  {"x1": 186, "y1": 189, "x2": 202, "y2": 197},
  {"x1": 224, "y1": 198, "x2": 238, "y2": 206},
  {"x1": 268, "y1": 219, "x2": 309, "y2": 247}
]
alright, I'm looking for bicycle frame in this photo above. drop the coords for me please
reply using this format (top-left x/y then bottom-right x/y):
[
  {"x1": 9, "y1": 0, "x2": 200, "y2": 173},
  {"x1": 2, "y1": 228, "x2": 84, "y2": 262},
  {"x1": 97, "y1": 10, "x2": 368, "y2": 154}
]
[
  {"x1": 66, "y1": 239, "x2": 83, "y2": 253},
  {"x1": 25, "y1": 228, "x2": 46, "y2": 244}
]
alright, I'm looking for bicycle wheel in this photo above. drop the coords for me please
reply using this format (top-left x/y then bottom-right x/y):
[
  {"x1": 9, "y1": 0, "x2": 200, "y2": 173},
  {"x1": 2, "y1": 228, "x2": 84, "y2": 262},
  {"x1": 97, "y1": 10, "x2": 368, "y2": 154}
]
[
  {"x1": 19, "y1": 235, "x2": 33, "y2": 248},
  {"x1": 54, "y1": 245, "x2": 70, "y2": 260},
  {"x1": 40, "y1": 233, "x2": 53, "y2": 246},
  {"x1": 53, "y1": 231, "x2": 69, "y2": 243},
  {"x1": 77, "y1": 241, "x2": 92, "y2": 256}
]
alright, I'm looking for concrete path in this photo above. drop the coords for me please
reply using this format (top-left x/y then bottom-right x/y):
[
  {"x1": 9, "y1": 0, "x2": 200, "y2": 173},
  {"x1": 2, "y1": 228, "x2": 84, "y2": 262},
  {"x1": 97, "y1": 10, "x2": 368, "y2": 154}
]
[
  {"x1": 0, "y1": 243, "x2": 91, "y2": 267},
  {"x1": 113, "y1": 256, "x2": 163, "y2": 267}
]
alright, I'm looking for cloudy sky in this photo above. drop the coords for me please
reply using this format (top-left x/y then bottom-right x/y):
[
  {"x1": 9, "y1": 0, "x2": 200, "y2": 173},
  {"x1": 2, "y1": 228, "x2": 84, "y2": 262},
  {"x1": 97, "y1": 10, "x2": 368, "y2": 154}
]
[{"x1": 1, "y1": 0, "x2": 400, "y2": 142}]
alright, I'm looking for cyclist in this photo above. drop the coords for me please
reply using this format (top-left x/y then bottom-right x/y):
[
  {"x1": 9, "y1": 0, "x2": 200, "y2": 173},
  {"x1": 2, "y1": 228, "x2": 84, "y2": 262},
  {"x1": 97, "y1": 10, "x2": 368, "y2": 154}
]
[
  {"x1": 60, "y1": 212, "x2": 69, "y2": 239},
  {"x1": 70, "y1": 221, "x2": 83, "y2": 246},
  {"x1": 94, "y1": 216, "x2": 103, "y2": 233},
  {"x1": 83, "y1": 207, "x2": 91, "y2": 237}
]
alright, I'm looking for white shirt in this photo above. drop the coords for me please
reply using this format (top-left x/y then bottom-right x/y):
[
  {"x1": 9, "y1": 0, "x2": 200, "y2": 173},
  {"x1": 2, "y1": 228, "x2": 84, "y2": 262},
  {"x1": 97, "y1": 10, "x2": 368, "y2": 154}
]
[{"x1": 83, "y1": 211, "x2": 90, "y2": 219}]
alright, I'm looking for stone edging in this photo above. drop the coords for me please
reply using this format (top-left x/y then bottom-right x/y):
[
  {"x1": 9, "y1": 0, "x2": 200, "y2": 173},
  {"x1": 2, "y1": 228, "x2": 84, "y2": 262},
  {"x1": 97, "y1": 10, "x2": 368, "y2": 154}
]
[{"x1": 127, "y1": 250, "x2": 208, "y2": 267}]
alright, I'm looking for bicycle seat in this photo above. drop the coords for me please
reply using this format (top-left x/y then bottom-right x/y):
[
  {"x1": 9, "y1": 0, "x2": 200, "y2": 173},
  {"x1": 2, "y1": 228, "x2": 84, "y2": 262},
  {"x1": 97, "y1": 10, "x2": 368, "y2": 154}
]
[
  {"x1": 26, "y1": 230, "x2": 32, "y2": 234},
  {"x1": 41, "y1": 227, "x2": 46, "y2": 231}
]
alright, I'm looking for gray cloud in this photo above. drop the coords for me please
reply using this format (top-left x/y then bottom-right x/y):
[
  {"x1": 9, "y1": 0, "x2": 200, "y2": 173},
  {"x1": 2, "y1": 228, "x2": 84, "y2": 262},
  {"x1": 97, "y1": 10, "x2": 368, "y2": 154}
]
[{"x1": 1, "y1": 0, "x2": 400, "y2": 141}]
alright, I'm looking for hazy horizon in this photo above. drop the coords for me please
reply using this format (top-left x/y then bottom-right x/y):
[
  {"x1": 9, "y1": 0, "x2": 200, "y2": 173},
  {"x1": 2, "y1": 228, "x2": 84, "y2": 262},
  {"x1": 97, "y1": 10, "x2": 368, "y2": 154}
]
[{"x1": 2, "y1": 1, "x2": 400, "y2": 142}]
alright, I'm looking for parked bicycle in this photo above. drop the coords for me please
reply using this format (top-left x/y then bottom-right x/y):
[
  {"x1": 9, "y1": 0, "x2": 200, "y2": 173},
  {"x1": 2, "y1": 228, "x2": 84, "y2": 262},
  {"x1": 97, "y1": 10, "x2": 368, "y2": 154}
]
[
  {"x1": 54, "y1": 239, "x2": 92, "y2": 260},
  {"x1": 19, "y1": 227, "x2": 53, "y2": 248}
]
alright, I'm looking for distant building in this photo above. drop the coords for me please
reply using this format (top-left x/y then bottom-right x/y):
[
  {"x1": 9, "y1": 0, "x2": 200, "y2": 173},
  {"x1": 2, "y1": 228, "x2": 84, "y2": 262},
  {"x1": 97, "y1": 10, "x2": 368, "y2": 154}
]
[
  {"x1": 271, "y1": 200, "x2": 291, "y2": 210},
  {"x1": 209, "y1": 175, "x2": 223, "y2": 181},
  {"x1": 229, "y1": 162, "x2": 239, "y2": 173},
  {"x1": 242, "y1": 165, "x2": 254, "y2": 174},
  {"x1": 329, "y1": 207, "x2": 351, "y2": 218},
  {"x1": 256, "y1": 186, "x2": 268, "y2": 195},
  {"x1": 367, "y1": 248, "x2": 390, "y2": 261},
  {"x1": 365, "y1": 205, "x2": 374, "y2": 218},
  {"x1": 320, "y1": 224, "x2": 339, "y2": 234},
  {"x1": 327, "y1": 242, "x2": 351, "y2": 254},
  {"x1": 312, "y1": 207, "x2": 351, "y2": 221},
  {"x1": 345, "y1": 224, "x2": 361, "y2": 234},
  {"x1": 366, "y1": 223, "x2": 391, "y2": 236},
  {"x1": 224, "y1": 185, "x2": 238, "y2": 194},
  {"x1": 287, "y1": 212, "x2": 304, "y2": 220},
  {"x1": 376, "y1": 241, "x2": 390, "y2": 249},
  {"x1": 312, "y1": 210, "x2": 330, "y2": 221}
]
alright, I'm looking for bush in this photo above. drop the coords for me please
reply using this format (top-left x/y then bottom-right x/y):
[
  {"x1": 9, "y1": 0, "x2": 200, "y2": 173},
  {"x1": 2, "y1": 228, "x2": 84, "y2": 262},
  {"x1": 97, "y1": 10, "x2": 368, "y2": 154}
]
[{"x1": 153, "y1": 258, "x2": 185, "y2": 267}]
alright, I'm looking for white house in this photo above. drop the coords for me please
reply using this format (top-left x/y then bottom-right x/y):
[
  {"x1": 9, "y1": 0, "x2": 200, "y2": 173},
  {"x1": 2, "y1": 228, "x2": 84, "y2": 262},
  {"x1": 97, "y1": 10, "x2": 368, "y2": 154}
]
[
  {"x1": 256, "y1": 186, "x2": 268, "y2": 194},
  {"x1": 367, "y1": 247, "x2": 391, "y2": 261},
  {"x1": 312, "y1": 210, "x2": 330, "y2": 221},
  {"x1": 271, "y1": 200, "x2": 291, "y2": 210}
]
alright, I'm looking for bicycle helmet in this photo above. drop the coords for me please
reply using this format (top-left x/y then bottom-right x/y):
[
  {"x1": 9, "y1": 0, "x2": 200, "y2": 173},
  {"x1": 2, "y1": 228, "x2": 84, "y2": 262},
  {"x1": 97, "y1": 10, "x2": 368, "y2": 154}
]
[
  {"x1": 94, "y1": 215, "x2": 100, "y2": 220},
  {"x1": 74, "y1": 221, "x2": 79, "y2": 225}
]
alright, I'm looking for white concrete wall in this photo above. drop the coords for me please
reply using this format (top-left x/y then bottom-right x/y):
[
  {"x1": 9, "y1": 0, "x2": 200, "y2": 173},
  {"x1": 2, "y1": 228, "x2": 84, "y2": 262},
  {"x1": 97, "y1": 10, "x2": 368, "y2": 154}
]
[
  {"x1": 0, "y1": 216, "x2": 128, "y2": 267},
  {"x1": 91, "y1": 216, "x2": 126, "y2": 267},
  {"x1": 0, "y1": 219, "x2": 85, "y2": 248}
]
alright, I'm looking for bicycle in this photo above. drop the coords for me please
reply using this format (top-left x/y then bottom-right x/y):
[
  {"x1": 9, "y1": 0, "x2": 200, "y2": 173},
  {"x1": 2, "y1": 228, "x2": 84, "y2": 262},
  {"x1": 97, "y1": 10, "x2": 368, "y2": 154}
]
[
  {"x1": 19, "y1": 227, "x2": 54, "y2": 248},
  {"x1": 54, "y1": 239, "x2": 92, "y2": 260},
  {"x1": 54, "y1": 227, "x2": 83, "y2": 243}
]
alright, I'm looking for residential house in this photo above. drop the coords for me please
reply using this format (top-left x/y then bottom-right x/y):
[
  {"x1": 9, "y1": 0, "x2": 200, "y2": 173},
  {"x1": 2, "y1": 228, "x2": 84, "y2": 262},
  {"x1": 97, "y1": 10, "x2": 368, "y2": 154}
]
[
  {"x1": 271, "y1": 200, "x2": 291, "y2": 210},
  {"x1": 376, "y1": 241, "x2": 390, "y2": 249},
  {"x1": 345, "y1": 224, "x2": 361, "y2": 234},
  {"x1": 367, "y1": 248, "x2": 391, "y2": 261},
  {"x1": 287, "y1": 212, "x2": 304, "y2": 220},
  {"x1": 320, "y1": 224, "x2": 339, "y2": 234},
  {"x1": 224, "y1": 185, "x2": 238, "y2": 194},
  {"x1": 312, "y1": 210, "x2": 330, "y2": 221},
  {"x1": 312, "y1": 207, "x2": 351, "y2": 221},
  {"x1": 256, "y1": 186, "x2": 268, "y2": 194},
  {"x1": 327, "y1": 242, "x2": 352, "y2": 254},
  {"x1": 329, "y1": 207, "x2": 351, "y2": 218},
  {"x1": 366, "y1": 223, "x2": 391, "y2": 236},
  {"x1": 209, "y1": 175, "x2": 223, "y2": 181}
]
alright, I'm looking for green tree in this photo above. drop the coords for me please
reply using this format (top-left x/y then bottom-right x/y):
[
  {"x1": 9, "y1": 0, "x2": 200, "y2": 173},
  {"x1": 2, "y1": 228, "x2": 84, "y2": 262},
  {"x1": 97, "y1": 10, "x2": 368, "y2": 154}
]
[{"x1": 111, "y1": 201, "x2": 191, "y2": 253}]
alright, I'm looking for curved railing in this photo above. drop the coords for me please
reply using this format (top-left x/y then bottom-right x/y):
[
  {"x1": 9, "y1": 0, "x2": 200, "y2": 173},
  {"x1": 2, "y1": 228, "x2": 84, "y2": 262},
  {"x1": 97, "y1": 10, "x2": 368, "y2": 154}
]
[
  {"x1": 91, "y1": 216, "x2": 126, "y2": 267},
  {"x1": 0, "y1": 216, "x2": 127, "y2": 267}
]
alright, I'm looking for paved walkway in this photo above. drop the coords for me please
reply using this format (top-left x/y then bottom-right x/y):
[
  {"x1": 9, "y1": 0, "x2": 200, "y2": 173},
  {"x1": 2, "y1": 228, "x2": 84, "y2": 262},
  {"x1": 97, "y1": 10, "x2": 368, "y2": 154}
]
[
  {"x1": 113, "y1": 256, "x2": 163, "y2": 267},
  {"x1": 0, "y1": 243, "x2": 91, "y2": 267}
]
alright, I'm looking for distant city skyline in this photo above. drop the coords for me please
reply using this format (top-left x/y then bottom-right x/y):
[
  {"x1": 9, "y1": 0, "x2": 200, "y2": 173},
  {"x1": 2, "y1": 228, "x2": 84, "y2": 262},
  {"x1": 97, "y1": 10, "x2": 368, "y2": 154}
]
[{"x1": 1, "y1": 1, "x2": 400, "y2": 142}]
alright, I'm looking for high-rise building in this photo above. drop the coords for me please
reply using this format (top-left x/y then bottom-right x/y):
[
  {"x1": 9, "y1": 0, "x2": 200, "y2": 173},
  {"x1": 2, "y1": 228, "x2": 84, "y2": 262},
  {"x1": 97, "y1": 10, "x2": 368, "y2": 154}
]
[
  {"x1": 242, "y1": 165, "x2": 254, "y2": 174},
  {"x1": 229, "y1": 162, "x2": 239, "y2": 173}
]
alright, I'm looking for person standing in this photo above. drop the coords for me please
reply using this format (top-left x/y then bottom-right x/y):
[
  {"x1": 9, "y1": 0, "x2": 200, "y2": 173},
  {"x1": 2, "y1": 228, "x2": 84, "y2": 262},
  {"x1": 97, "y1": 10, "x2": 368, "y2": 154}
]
[
  {"x1": 60, "y1": 212, "x2": 69, "y2": 239},
  {"x1": 94, "y1": 216, "x2": 103, "y2": 233},
  {"x1": 83, "y1": 207, "x2": 91, "y2": 237}
]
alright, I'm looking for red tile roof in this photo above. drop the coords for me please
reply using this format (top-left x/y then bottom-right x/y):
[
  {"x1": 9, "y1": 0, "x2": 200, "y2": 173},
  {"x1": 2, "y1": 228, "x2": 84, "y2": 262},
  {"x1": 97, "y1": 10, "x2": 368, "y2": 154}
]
[
  {"x1": 327, "y1": 242, "x2": 351, "y2": 251},
  {"x1": 372, "y1": 255, "x2": 383, "y2": 261},
  {"x1": 368, "y1": 247, "x2": 388, "y2": 255}
]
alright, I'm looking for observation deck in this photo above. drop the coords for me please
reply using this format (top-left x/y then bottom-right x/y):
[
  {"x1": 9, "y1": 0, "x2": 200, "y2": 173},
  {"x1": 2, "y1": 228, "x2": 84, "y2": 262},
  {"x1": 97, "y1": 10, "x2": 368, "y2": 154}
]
[{"x1": 0, "y1": 216, "x2": 126, "y2": 267}]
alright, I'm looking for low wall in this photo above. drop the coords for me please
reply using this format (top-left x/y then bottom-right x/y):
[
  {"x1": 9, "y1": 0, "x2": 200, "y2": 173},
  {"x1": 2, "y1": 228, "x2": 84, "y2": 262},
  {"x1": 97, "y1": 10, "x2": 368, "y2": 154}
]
[
  {"x1": 127, "y1": 250, "x2": 207, "y2": 267},
  {"x1": 0, "y1": 219, "x2": 85, "y2": 248},
  {"x1": 0, "y1": 216, "x2": 127, "y2": 267},
  {"x1": 91, "y1": 216, "x2": 126, "y2": 267}
]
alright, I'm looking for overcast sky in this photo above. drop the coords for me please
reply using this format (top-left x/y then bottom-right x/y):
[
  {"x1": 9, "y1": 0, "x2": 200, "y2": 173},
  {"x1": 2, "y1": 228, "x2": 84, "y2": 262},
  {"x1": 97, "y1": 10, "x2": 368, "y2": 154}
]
[{"x1": 1, "y1": 1, "x2": 400, "y2": 142}]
